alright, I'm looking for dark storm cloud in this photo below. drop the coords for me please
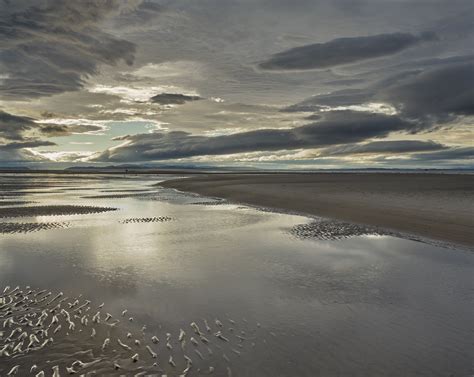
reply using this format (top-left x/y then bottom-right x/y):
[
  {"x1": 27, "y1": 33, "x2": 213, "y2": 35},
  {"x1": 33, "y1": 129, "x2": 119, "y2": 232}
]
[
  {"x1": 259, "y1": 32, "x2": 437, "y2": 71},
  {"x1": 114, "y1": 1, "x2": 162, "y2": 25},
  {"x1": 410, "y1": 147, "x2": 474, "y2": 161},
  {"x1": 0, "y1": 111, "x2": 103, "y2": 143},
  {"x1": 0, "y1": 140, "x2": 56, "y2": 150},
  {"x1": 380, "y1": 62, "x2": 474, "y2": 120},
  {"x1": 0, "y1": 111, "x2": 36, "y2": 140},
  {"x1": 94, "y1": 111, "x2": 414, "y2": 162},
  {"x1": 287, "y1": 61, "x2": 474, "y2": 124},
  {"x1": 150, "y1": 93, "x2": 202, "y2": 105},
  {"x1": 363, "y1": 146, "x2": 474, "y2": 168},
  {"x1": 286, "y1": 89, "x2": 373, "y2": 112},
  {"x1": 0, "y1": 148, "x2": 47, "y2": 162},
  {"x1": 0, "y1": 0, "x2": 139, "y2": 99},
  {"x1": 319, "y1": 140, "x2": 447, "y2": 156},
  {"x1": 38, "y1": 124, "x2": 105, "y2": 137},
  {"x1": 0, "y1": 110, "x2": 57, "y2": 161}
]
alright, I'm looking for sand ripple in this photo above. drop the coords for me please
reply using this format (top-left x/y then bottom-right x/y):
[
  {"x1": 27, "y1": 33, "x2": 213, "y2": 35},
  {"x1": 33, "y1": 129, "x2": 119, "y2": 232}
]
[
  {"x1": 0, "y1": 222, "x2": 70, "y2": 234},
  {"x1": 189, "y1": 200, "x2": 228, "y2": 206},
  {"x1": 290, "y1": 219, "x2": 389, "y2": 240},
  {"x1": 0, "y1": 205, "x2": 117, "y2": 219},
  {"x1": 120, "y1": 217, "x2": 174, "y2": 224}
]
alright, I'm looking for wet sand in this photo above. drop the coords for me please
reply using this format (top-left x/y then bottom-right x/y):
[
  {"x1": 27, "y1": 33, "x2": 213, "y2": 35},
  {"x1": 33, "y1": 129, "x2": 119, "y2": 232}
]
[
  {"x1": 161, "y1": 173, "x2": 474, "y2": 248},
  {"x1": 1, "y1": 173, "x2": 473, "y2": 376}
]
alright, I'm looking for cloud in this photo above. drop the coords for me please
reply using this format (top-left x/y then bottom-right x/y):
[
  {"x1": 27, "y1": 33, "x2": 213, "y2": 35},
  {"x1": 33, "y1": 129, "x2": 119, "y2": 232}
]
[
  {"x1": 0, "y1": 0, "x2": 139, "y2": 99},
  {"x1": 259, "y1": 32, "x2": 437, "y2": 71},
  {"x1": 379, "y1": 62, "x2": 474, "y2": 120},
  {"x1": 32, "y1": 150, "x2": 95, "y2": 162},
  {"x1": 0, "y1": 110, "x2": 106, "y2": 149},
  {"x1": 113, "y1": 1, "x2": 162, "y2": 26},
  {"x1": 410, "y1": 146, "x2": 474, "y2": 161},
  {"x1": 286, "y1": 89, "x2": 373, "y2": 112},
  {"x1": 0, "y1": 148, "x2": 49, "y2": 163},
  {"x1": 287, "y1": 61, "x2": 474, "y2": 125},
  {"x1": 0, "y1": 139, "x2": 56, "y2": 150},
  {"x1": 93, "y1": 111, "x2": 415, "y2": 162},
  {"x1": 150, "y1": 93, "x2": 202, "y2": 105},
  {"x1": 38, "y1": 124, "x2": 105, "y2": 137},
  {"x1": 0, "y1": 135, "x2": 53, "y2": 162},
  {"x1": 1, "y1": 1, "x2": 472, "y2": 167},
  {"x1": 88, "y1": 84, "x2": 195, "y2": 103},
  {"x1": 0, "y1": 111, "x2": 36, "y2": 140},
  {"x1": 319, "y1": 140, "x2": 447, "y2": 156}
]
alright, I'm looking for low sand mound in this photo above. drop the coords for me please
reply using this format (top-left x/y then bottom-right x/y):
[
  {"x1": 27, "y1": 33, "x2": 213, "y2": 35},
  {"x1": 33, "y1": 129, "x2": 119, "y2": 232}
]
[
  {"x1": 290, "y1": 220, "x2": 390, "y2": 241},
  {"x1": 82, "y1": 192, "x2": 157, "y2": 199},
  {"x1": 99, "y1": 189, "x2": 155, "y2": 193},
  {"x1": 189, "y1": 200, "x2": 228, "y2": 206},
  {"x1": 0, "y1": 205, "x2": 117, "y2": 218},
  {"x1": 0, "y1": 222, "x2": 70, "y2": 234},
  {"x1": 119, "y1": 217, "x2": 174, "y2": 224}
]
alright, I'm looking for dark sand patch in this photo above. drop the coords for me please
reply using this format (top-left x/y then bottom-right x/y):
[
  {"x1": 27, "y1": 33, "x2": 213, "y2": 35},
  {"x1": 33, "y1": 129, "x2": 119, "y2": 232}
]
[
  {"x1": 0, "y1": 201, "x2": 35, "y2": 206},
  {"x1": 0, "y1": 205, "x2": 117, "y2": 218},
  {"x1": 0, "y1": 222, "x2": 70, "y2": 234},
  {"x1": 99, "y1": 189, "x2": 155, "y2": 193},
  {"x1": 57, "y1": 187, "x2": 100, "y2": 192},
  {"x1": 290, "y1": 220, "x2": 390, "y2": 241},
  {"x1": 189, "y1": 200, "x2": 228, "y2": 206},
  {"x1": 120, "y1": 217, "x2": 174, "y2": 224},
  {"x1": 82, "y1": 192, "x2": 157, "y2": 199},
  {"x1": 0, "y1": 183, "x2": 74, "y2": 190},
  {"x1": 0, "y1": 190, "x2": 64, "y2": 197}
]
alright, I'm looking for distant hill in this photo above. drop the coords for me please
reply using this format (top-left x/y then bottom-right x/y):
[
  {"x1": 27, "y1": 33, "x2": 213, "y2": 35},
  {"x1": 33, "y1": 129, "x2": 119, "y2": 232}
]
[{"x1": 0, "y1": 166, "x2": 31, "y2": 172}]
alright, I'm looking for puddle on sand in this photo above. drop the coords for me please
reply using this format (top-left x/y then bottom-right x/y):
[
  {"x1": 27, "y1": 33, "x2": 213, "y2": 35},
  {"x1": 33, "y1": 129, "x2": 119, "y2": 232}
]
[{"x1": 0, "y1": 173, "x2": 473, "y2": 377}]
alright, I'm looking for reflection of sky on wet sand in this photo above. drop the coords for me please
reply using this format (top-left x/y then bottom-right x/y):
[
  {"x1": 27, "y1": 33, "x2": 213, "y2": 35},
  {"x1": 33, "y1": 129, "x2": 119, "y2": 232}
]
[{"x1": 0, "y1": 174, "x2": 473, "y2": 376}]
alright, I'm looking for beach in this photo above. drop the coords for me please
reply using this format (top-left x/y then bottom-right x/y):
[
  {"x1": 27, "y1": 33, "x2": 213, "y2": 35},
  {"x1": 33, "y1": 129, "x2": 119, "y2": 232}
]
[
  {"x1": 161, "y1": 173, "x2": 474, "y2": 248},
  {"x1": 1, "y1": 173, "x2": 473, "y2": 376}
]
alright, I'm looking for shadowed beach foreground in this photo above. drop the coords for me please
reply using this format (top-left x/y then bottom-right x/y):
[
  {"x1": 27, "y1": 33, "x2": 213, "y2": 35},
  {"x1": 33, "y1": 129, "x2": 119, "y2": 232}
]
[{"x1": 161, "y1": 173, "x2": 474, "y2": 248}]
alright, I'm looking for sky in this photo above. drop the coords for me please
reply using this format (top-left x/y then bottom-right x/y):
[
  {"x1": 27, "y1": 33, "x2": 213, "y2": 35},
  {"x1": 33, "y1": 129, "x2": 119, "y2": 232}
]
[{"x1": 0, "y1": 0, "x2": 473, "y2": 169}]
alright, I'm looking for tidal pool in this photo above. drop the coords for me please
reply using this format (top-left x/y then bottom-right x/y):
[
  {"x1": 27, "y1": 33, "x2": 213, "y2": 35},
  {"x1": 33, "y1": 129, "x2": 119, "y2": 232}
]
[{"x1": 0, "y1": 174, "x2": 473, "y2": 376}]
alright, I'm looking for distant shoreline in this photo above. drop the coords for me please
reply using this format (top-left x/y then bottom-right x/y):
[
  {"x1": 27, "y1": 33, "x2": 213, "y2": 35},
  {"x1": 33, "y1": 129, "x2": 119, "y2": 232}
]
[
  {"x1": 160, "y1": 173, "x2": 474, "y2": 248},
  {"x1": 1, "y1": 168, "x2": 473, "y2": 175}
]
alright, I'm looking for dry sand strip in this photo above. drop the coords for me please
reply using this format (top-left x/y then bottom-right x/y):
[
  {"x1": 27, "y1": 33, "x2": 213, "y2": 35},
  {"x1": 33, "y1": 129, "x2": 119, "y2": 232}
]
[{"x1": 161, "y1": 173, "x2": 474, "y2": 248}]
